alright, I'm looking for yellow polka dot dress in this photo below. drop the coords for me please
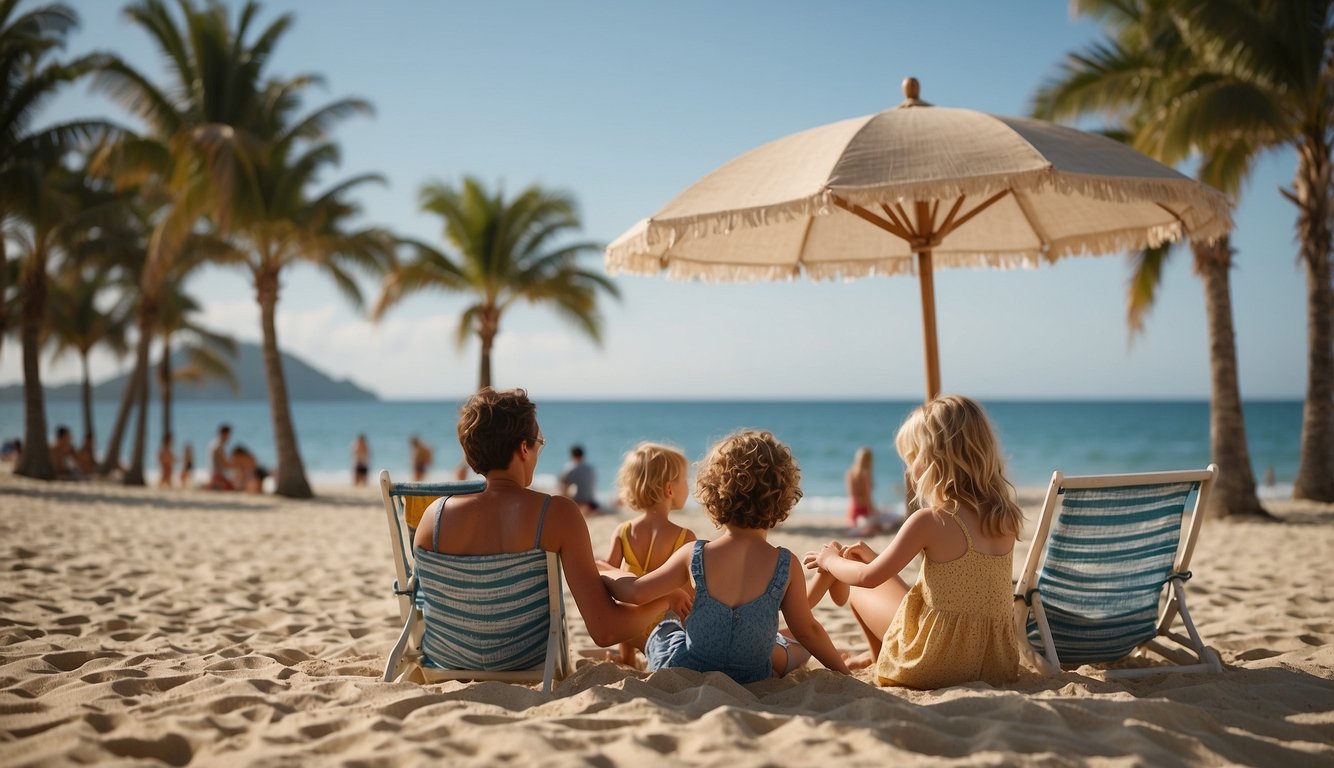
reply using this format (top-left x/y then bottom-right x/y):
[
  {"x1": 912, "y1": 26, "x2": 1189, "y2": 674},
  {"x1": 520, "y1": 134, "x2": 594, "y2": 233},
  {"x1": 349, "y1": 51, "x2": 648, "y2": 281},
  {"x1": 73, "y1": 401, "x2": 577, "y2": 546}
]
[{"x1": 874, "y1": 511, "x2": 1020, "y2": 689}]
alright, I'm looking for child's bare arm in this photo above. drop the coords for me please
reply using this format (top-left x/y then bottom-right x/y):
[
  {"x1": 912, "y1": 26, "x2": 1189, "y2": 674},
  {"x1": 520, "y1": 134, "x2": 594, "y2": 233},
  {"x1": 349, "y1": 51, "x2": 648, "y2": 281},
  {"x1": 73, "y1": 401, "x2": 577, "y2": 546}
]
[
  {"x1": 809, "y1": 513, "x2": 932, "y2": 589},
  {"x1": 602, "y1": 545, "x2": 691, "y2": 605},
  {"x1": 780, "y1": 553, "x2": 849, "y2": 674},
  {"x1": 605, "y1": 530, "x2": 624, "y2": 567},
  {"x1": 548, "y1": 499, "x2": 670, "y2": 647}
]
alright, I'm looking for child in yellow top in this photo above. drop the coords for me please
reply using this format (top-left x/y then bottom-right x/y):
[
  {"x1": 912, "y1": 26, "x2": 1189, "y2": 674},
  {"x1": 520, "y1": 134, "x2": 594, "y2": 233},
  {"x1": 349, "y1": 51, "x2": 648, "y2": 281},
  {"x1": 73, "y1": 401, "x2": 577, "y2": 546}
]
[
  {"x1": 805, "y1": 395, "x2": 1023, "y2": 689},
  {"x1": 604, "y1": 442, "x2": 696, "y2": 665}
]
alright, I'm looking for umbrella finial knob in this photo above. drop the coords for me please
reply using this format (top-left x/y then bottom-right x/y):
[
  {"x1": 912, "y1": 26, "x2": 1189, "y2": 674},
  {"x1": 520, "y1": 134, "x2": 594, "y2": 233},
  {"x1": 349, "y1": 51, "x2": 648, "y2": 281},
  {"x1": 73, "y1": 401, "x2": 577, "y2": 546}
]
[{"x1": 898, "y1": 77, "x2": 930, "y2": 108}]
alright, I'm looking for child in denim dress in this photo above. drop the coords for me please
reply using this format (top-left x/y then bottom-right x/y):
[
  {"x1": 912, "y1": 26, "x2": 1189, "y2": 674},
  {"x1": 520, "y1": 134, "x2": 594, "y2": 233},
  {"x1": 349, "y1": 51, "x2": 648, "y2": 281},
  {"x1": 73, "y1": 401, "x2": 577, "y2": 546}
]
[{"x1": 602, "y1": 430, "x2": 850, "y2": 683}]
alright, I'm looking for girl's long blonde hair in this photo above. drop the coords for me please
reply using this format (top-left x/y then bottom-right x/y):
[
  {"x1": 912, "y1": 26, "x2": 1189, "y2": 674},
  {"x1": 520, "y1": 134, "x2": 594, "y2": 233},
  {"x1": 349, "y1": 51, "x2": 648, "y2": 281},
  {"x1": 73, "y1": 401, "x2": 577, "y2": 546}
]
[{"x1": 895, "y1": 395, "x2": 1023, "y2": 539}]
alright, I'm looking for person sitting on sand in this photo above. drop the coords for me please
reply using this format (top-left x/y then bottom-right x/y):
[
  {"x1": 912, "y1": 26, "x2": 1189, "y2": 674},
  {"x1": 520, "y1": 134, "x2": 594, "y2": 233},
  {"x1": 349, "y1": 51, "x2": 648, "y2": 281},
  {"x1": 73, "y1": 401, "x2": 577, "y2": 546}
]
[
  {"x1": 230, "y1": 445, "x2": 268, "y2": 493},
  {"x1": 559, "y1": 445, "x2": 601, "y2": 515},
  {"x1": 804, "y1": 395, "x2": 1022, "y2": 688},
  {"x1": 208, "y1": 424, "x2": 235, "y2": 490},
  {"x1": 411, "y1": 387, "x2": 674, "y2": 662},
  {"x1": 602, "y1": 442, "x2": 697, "y2": 667},
  {"x1": 845, "y1": 447, "x2": 903, "y2": 536},
  {"x1": 49, "y1": 425, "x2": 85, "y2": 481},
  {"x1": 76, "y1": 432, "x2": 96, "y2": 477},
  {"x1": 602, "y1": 430, "x2": 850, "y2": 683},
  {"x1": 846, "y1": 447, "x2": 877, "y2": 531}
]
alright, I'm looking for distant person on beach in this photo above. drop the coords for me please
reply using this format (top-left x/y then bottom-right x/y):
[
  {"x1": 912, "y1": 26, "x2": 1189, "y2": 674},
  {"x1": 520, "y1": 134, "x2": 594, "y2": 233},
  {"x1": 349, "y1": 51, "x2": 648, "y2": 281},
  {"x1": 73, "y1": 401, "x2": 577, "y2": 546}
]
[
  {"x1": 603, "y1": 442, "x2": 697, "y2": 666},
  {"x1": 411, "y1": 387, "x2": 672, "y2": 665},
  {"x1": 1264, "y1": 465, "x2": 1276, "y2": 488},
  {"x1": 180, "y1": 443, "x2": 195, "y2": 488},
  {"x1": 230, "y1": 445, "x2": 268, "y2": 493},
  {"x1": 559, "y1": 445, "x2": 600, "y2": 514},
  {"x1": 846, "y1": 447, "x2": 902, "y2": 536},
  {"x1": 49, "y1": 425, "x2": 84, "y2": 481},
  {"x1": 75, "y1": 432, "x2": 96, "y2": 477},
  {"x1": 352, "y1": 434, "x2": 370, "y2": 486},
  {"x1": 208, "y1": 424, "x2": 235, "y2": 490},
  {"x1": 602, "y1": 430, "x2": 850, "y2": 683},
  {"x1": 158, "y1": 432, "x2": 175, "y2": 487},
  {"x1": 804, "y1": 395, "x2": 1022, "y2": 689},
  {"x1": 410, "y1": 436, "x2": 433, "y2": 482},
  {"x1": 846, "y1": 447, "x2": 876, "y2": 530},
  {"x1": 0, "y1": 438, "x2": 18, "y2": 465}
]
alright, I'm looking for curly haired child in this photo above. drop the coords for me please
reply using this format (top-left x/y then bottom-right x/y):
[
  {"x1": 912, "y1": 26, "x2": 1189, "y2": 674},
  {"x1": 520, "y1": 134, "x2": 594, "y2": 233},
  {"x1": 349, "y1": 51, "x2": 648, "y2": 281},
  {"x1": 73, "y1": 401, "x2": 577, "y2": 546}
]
[{"x1": 603, "y1": 430, "x2": 849, "y2": 683}]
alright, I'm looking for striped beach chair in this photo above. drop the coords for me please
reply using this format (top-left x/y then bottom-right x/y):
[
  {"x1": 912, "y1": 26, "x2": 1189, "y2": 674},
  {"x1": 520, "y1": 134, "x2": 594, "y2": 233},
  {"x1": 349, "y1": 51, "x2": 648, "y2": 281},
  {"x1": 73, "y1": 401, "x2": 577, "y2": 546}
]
[
  {"x1": 378, "y1": 470, "x2": 570, "y2": 691},
  {"x1": 1013, "y1": 466, "x2": 1223, "y2": 678}
]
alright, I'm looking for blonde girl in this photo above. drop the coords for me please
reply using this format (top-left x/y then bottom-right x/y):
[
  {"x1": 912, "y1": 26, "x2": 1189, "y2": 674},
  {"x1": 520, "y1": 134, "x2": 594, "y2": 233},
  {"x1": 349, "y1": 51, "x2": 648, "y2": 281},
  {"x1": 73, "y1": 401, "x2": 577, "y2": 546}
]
[
  {"x1": 805, "y1": 395, "x2": 1023, "y2": 689},
  {"x1": 603, "y1": 430, "x2": 849, "y2": 683},
  {"x1": 604, "y1": 442, "x2": 697, "y2": 665}
]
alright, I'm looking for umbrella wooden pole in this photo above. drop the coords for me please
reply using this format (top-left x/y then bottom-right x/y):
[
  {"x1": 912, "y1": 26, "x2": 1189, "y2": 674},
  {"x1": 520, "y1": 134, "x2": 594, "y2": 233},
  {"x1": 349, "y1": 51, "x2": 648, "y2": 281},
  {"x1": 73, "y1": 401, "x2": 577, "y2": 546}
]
[
  {"x1": 917, "y1": 248, "x2": 941, "y2": 401},
  {"x1": 915, "y1": 199, "x2": 941, "y2": 402}
]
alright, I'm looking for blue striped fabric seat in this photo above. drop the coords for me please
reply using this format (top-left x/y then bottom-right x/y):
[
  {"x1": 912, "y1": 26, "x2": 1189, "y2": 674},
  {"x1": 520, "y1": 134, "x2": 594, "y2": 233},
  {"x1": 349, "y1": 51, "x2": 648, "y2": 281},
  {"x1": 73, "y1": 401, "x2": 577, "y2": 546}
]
[
  {"x1": 1026, "y1": 482, "x2": 1195, "y2": 663},
  {"x1": 414, "y1": 547, "x2": 555, "y2": 672}
]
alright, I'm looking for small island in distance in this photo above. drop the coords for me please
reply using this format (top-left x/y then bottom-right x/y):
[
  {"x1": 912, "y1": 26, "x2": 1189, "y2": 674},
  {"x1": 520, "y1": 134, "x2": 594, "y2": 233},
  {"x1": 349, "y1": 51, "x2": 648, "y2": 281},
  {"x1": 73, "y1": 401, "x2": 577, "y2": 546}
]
[{"x1": 0, "y1": 342, "x2": 379, "y2": 402}]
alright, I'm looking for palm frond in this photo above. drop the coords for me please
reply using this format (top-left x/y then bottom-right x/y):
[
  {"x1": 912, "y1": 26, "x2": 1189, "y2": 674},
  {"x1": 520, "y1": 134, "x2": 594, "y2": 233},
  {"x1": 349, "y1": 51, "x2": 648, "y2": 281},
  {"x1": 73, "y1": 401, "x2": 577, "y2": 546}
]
[{"x1": 1126, "y1": 243, "x2": 1172, "y2": 339}]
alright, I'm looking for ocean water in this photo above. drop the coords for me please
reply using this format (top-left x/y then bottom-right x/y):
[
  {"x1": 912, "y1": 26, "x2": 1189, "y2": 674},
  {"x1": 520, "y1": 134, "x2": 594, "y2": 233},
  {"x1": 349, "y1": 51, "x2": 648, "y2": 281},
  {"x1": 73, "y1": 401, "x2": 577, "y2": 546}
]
[{"x1": 2, "y1": 399, "x2": 1302, "y2": 516}]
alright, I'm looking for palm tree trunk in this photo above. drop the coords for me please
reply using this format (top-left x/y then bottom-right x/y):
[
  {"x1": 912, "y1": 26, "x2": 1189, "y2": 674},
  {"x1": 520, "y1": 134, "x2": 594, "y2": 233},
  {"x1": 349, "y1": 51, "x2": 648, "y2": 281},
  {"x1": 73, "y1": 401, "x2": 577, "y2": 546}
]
[
  {"x1": 478, "y1": 337, "x2": 492, "y2": 390},
  {"x1": 257, "y1": 270, "x2": 312, "y2": 498},
  {"x1": 476, "y1": 307, "x2": 498, "y2": 390},
  {"x1": 80, "y1": 350, "x2": 95, "y2": 460},
  {"x1": 0, "y1": 228, "x2": 8, "y2": 362},
  {"x1": 1292, "y1": 134, "x2": 1334, "y2": 501},
  {"x1": 159, "y1": 333, "x2": 173, "y2": 441},
  {"x1": 1194, "y1": 238, "x2": 1270, "y2": 519},
  {"x1": 123, "y1": 304, "x2": 156, "y2": 486},
  {"x1": 15, "y1": 253, "x2": 51, "y2": 479},
  {"x1": 99, "y1": 358, "x2": 140, "y2": 476}
]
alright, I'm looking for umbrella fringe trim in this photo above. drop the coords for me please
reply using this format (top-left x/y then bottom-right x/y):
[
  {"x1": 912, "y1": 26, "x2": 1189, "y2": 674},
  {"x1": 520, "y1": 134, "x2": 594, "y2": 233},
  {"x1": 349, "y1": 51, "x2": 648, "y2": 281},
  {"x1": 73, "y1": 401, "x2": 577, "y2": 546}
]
[
  {"x1": 605, "y1": 171, "x2": 1233, "y2": 273},
  {"x1": 608, "y1": 222, "x2": 1218, "y2": 283}
]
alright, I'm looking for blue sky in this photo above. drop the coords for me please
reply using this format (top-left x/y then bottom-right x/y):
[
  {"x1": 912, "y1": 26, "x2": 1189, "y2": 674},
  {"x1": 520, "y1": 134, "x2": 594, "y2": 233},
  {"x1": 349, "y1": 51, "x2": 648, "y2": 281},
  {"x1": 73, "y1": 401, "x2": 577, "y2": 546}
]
[{"x1": 5, "y1": 0, "x2": 1306, "y2": 400}]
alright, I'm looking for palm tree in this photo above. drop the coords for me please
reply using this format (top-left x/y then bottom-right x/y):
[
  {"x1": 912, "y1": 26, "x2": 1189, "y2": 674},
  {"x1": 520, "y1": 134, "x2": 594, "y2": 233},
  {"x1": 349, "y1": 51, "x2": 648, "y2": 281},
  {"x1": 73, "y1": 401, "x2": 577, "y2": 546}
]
[
  {"x1": 230, "y1": 106, "x2": 391, "y2": 498},
  {"x1": 1160, "y1": 0, "x2": 1333, "y2": 501},
  {"x1": 45, "y1": 261, "x2": 132, "y2": 457},
  {"x1": 91, "y1": 0, "x2": 289, "y2": 484},
  {"x1": 373, "y1": 176, "x2": 618, "y2": 390},
  {"x1": 1033, "y1": 0, "x2": 1279, "y2": 518},
  {"x1": 0, "y1": 0, "x2": 108, "y2": 479},
  {"x1": 8, "y1": 156, "x2": 117, "y2": 478}
]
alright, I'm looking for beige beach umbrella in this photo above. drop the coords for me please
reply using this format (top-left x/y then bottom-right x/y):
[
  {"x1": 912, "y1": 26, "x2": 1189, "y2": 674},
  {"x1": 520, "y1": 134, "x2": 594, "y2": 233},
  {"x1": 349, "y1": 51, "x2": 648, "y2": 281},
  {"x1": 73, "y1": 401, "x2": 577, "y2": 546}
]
[{"x1": 605, "y1": 78, "x2": 1233, "y2": 400}]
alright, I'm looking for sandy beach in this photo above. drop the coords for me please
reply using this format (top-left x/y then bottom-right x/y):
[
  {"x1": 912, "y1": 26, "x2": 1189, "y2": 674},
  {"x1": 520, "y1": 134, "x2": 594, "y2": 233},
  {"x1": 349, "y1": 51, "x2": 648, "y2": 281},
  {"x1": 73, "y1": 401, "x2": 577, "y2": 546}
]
[{"x1": 1, "y1": 474, "x2": 1331, "y2": 767}]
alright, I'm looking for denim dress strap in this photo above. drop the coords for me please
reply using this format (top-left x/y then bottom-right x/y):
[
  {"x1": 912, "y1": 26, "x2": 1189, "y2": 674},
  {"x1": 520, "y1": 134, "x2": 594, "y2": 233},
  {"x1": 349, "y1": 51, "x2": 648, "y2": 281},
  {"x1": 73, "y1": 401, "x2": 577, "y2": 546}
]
[
  {"x1": 533, "y1": 494, "x2": 552, "y2": 548},
  {"x1": 768, "y1": 547, "x2": 792, "y2": 600},
  {"x1": 688, "y1": 540, "x2": 708, "y2": 596}
]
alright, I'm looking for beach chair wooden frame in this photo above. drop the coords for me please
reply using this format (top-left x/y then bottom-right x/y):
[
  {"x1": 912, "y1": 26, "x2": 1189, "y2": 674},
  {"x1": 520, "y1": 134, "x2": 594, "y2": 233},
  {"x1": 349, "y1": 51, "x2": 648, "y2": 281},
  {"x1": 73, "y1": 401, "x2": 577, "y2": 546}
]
[
  {"x1": 1013, "y1": 465, "x2": 1223, "y2": 679},
  {"x1": 378, "y1": 470, "x2": 570, "y2": 692}
]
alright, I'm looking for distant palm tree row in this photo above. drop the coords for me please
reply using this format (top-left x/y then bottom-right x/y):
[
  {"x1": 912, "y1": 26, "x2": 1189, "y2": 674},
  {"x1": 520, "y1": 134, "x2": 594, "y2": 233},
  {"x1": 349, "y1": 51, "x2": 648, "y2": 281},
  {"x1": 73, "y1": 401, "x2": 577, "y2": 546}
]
[
  {"x1": 1035, "y1": 0, "x2": 1334, "y2": 513},
  {"x1": 1, "y1": 0, "x2": 613, "y2": 498}
]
